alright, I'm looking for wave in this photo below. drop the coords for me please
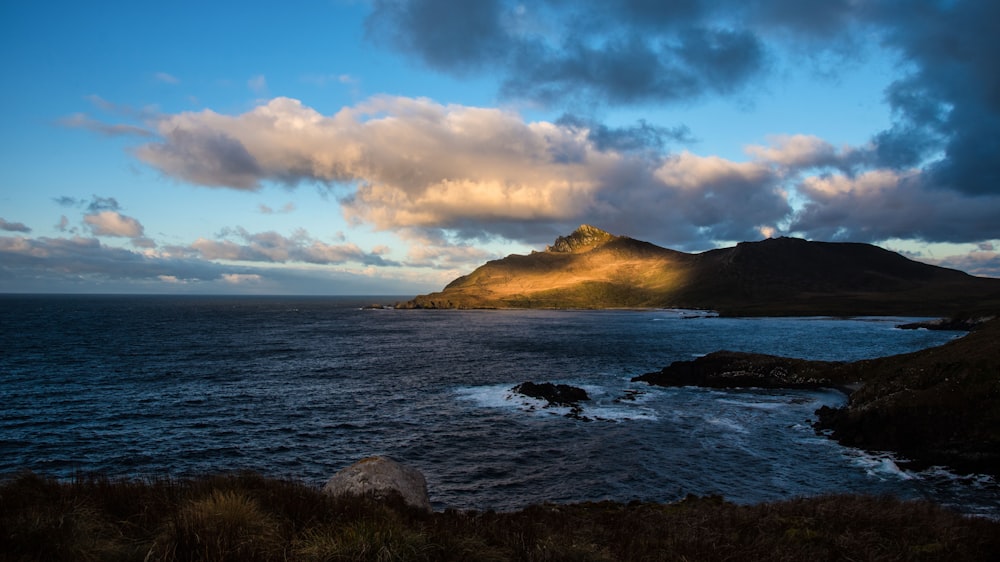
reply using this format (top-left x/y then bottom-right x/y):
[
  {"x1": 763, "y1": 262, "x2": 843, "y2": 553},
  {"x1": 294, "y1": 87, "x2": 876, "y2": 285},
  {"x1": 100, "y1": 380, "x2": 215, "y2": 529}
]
[{"x1": 454, "y1": 383, "x2": 659, "y2": 422}]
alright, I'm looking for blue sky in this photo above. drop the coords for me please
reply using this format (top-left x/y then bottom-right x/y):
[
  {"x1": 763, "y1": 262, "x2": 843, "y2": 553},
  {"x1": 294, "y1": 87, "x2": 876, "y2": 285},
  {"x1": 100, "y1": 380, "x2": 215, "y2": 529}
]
[{"x1": 2, "y1": 0, "x2": 999, "y2": 295}]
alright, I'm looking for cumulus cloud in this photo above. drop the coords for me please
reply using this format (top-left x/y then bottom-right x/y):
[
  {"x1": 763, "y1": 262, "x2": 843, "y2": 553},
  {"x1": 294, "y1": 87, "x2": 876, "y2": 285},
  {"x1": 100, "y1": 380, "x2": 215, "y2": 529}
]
[
  {"x1": 129, "y1": 95, "x2": 793, "y2": 246},
  {"x1": 364, "y1": 1, "x2": 1000, "y2": 201},
  {"x1": 0, "y1": 218, "x2": 31, "y2": 233},
  {"x1": 744, "y1": 134, "x2": 865, "y2": 173},
  {"x1": 789, "y1": 169, "x2": 1000, "y2": 243}
]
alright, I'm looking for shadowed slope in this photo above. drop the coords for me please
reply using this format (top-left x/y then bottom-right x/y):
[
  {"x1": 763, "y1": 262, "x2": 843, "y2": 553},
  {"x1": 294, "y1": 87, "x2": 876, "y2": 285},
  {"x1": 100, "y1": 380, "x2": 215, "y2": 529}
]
[{"x1": 399, "y1": 226, "x2": 1000, "y2": 315}]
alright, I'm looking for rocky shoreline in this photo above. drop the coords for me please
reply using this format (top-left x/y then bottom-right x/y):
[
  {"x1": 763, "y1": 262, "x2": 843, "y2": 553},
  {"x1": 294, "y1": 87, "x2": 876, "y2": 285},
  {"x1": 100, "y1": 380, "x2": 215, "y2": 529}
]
[
  {"x1": 631, "y1": 351, "x2": 847, "y2": 390},
  {"x1": 631, "y1": 317, "x2": 1000, "y2": 477}
]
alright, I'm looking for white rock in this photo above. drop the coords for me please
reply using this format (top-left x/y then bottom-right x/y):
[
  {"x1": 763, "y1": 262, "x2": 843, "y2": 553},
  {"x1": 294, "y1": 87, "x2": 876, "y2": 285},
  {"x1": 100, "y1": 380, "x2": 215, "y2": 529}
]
[{"x1": 323, "y1": 456, "x2": 431, "y2": 511}]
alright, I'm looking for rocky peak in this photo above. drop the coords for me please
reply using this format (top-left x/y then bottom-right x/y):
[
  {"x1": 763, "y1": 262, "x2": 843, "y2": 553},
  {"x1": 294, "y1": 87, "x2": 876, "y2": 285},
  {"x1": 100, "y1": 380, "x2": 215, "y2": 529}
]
[{"x1": 546, "y1": 225, "x2": 619, "y2": 253}]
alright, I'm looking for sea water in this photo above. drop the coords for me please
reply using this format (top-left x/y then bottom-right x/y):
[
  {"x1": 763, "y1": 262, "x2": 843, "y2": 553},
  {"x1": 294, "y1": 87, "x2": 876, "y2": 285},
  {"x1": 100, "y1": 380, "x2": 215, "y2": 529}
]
[{"x1": 1, "y1": 294, "x2": 997, "y2": 516}]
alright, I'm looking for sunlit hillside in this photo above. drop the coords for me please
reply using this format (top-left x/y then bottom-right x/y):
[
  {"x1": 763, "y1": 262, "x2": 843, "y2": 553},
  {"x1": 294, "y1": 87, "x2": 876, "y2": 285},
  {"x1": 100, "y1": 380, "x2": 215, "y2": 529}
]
[{"x1": 400, "y1": 226, "x2": 1000, "y2": 315}]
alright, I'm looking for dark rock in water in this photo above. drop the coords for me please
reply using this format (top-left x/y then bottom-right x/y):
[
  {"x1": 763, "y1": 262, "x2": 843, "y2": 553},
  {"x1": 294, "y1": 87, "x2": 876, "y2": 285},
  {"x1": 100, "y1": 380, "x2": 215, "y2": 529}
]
[
  {"x1": 896, "y1": 315, "x2": 995, "y2": 331},
  {"x1": 512, "y1": 382, "x2": 594, "y2": 421},
  {"x1": 512, "y1": 382, "x2": 590, "y2": 406},
  {"x1": 323, "y1": 456, "x2": 431, "y2": 511},
  {"x1": 632, "y1": 351, "x2": 844, "y2": 390}
]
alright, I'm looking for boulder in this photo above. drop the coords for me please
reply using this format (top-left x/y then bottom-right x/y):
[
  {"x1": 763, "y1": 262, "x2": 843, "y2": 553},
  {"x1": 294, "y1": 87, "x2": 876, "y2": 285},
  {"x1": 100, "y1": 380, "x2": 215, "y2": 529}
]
[{"x1": 323, "y1": 456, "x2": 431, "y2": 511}]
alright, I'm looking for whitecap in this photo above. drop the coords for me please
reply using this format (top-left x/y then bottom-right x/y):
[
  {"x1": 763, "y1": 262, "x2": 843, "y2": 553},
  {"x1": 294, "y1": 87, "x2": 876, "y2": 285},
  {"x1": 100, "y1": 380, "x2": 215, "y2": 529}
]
[
  {"x1": 715, "y1": 397, "x2": 787, "y2": 410},
  {"x1": 846, "y1": 449, "x2": 917, "y2": 481},
  {"x1": 454, "y1": 383, "x2": 658, "y2": 422}
]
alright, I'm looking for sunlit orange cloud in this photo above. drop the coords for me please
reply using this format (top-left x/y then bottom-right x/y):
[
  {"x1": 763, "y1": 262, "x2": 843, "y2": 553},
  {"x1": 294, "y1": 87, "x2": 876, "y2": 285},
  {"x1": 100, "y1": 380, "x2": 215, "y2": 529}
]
[{"x1": 132, "y1": 96, "x2": 793, "y2": 245}]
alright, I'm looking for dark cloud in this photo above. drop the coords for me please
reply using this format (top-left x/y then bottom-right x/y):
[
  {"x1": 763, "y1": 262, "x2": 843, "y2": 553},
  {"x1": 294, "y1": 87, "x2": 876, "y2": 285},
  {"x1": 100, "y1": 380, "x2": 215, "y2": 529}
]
[
  {"x1": 788, "y1": 171, "x2": 1000, "y2": 244},
  {"x1": 0, "y1": 218, "x2": 31, "y2": 233},
  {"x1": 0, "y1": 236, "x2": 201, "y2": 281},
  {"x1": 136, "y1": 129, "x2": 263, "y2": 189},
  {"x1": 88, "y1": 196, "x2": 121, "y2": 212},
  {"x1": 53, "y1": 195, "x2": 121, "y2": 212},
  {"x1": 556, "y1": 114, "x2": 694, "y2": 153},
  {"x1": 866, "y1": 0, "x2": 1000, "y2": 196},
  {"x1": 366, "y1": 0, "x2": 509, "y2": 73},
  {"x1": 366, "y1": 0, "x2": 769, "y2": 107},
  {"x1": 501, "y1": 26, "x2": 766, "y2": 106},
  {"x1": 365, "y1": 0, "x2": 1000, "y2": 202}
]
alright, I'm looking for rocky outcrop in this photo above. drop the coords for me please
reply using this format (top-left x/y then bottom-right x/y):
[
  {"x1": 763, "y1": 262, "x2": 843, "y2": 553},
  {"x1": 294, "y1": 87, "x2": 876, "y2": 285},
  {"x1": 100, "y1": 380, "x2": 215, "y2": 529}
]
[
  {"x1": 323, "y1": 456, "x2": 431, "y2": 511},
  {"x1": 814, "y1": 318, "x2": 1000, "y2": 476},
  {"x1": 512, "y1": 382, "x2": 590, "y2": 406},
  {"x1": 896, "y1": 315, "x2": 996, "y2": 331},
  {"x1": 632, "y1": 351, "x2": 846, "y2": 390},
  {"x1": 545, "y1": 224, "x2": 619, "y2": 253},
  {"x1": 511, "y1": 382, "x2": 591, "y2": 420}
]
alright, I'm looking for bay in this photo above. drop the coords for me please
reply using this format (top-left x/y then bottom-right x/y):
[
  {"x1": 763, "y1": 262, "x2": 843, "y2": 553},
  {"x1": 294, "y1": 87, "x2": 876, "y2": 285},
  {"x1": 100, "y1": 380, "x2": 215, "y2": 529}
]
[{"x1": 1, "y1": 294, "x2": 997, "y2": 516}]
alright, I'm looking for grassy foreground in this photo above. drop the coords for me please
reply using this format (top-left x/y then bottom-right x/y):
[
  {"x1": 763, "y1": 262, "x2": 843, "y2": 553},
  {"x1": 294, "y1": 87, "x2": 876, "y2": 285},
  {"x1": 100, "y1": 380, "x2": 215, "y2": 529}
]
[{"x1": 3, "y1": 472, "x2": 998, "y2": 561}]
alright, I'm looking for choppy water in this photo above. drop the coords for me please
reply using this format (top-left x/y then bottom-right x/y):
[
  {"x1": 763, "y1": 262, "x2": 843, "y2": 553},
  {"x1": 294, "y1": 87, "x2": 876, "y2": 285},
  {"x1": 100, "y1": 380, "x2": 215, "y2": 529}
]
[{"x1": 1, "y1": 295, "x2": 997, "y2": 516}]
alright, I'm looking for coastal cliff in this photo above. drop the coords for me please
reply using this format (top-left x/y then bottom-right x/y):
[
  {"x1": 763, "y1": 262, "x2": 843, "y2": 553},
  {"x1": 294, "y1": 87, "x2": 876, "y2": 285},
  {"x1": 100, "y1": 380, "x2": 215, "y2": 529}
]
[
  {"x1": 633, "y1": 318, "x2": 1000, "y2": 477},
  {"x1": 398, "y1": 225, "x2": 1000, "y2": 316}
]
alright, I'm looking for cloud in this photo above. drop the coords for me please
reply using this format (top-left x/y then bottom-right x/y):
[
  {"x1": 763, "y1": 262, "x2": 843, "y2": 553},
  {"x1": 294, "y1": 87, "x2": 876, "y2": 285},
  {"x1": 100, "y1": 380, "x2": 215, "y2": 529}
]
[
  {"x1": 0, "y1": 234, "x2": 428, "y2": 294},
  {"x1": 396, "y1": 227, "x2": 497, "y2": 269},
  {"x1": 58, "y1": 113, "x2": 154, "y2": 137},
  {"x1": 189, "y1": 227, "x2": 400, "y2": 266},
  {"x1": 136, "y1": 127, "x2": 264, "y2": 189},
  {"x1": 83, "y1": 211, "x2": 145, "y2": 238},
  {"x1": 918, "y1": 246, "x2": 1000, "y2": 279},
  {"x1": 744, "y1": 134, "x2": 864, "y2": 172},
  {"x1": 556, "y1": 115, "x2": 694, "y2": 153},
  {"x1": 258, "y1": 202, "x2": 296, "y2": 214},
  {"x1": 364, "y1": 1, "x2": 1000, "y2": 201},
  {"x1": 789, "y1": 169, "x2": 1000, "y2": 243},
  {"x1": 101, "y1": 91, "x2": 995, "y2": 251},
  {"x1": 221, "y1": 273, "x2": 262, "y2": 285},
  {"x1": 128, "y1": 96, "x2": 790, "y2": 246},
  {"x1": 366, "y1": 0, "x2": 772, "y2": 106},
  {"x1": 865, "y1": 1, "x2": 1000, "y2": 197},
  {"x1": 0, "y1": 218, "x2": 31, "y2": 233},
  {"x1": 87, "y1": 196, "x2": 121, "y2": 212}
]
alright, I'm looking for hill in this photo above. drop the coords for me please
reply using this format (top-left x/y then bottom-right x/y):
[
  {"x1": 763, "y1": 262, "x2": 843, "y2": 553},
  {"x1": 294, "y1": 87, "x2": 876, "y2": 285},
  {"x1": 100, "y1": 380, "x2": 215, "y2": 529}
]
[{"x1": 399, "y1": 225, "x2": 1000, "y2": 315}]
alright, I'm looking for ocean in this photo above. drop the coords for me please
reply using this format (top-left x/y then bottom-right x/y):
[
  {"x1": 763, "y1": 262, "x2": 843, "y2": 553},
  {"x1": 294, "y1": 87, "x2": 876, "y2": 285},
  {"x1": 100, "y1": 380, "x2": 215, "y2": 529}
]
[{"x1": 1, "y1": 294, "x2": 997, "y2": 516}]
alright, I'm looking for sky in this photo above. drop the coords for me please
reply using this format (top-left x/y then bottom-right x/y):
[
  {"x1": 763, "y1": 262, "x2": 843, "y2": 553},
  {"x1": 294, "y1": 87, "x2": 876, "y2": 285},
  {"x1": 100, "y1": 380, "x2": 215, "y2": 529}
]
[{"x1": 2, "y1": 0, "x2": 999, "y2": 295}]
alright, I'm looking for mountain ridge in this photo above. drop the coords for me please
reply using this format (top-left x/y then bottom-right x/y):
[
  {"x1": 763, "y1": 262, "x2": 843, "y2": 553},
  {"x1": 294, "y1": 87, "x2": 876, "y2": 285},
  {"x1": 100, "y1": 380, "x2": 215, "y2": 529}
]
[{"x1": 399, "y1": 225, "x2": 1000, "y2": 316}]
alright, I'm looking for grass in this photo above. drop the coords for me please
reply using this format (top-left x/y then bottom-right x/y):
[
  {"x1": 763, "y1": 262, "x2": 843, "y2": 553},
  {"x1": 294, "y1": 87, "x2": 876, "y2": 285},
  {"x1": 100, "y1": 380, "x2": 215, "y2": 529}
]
[{"x1": 2, "y1": 472, "x2": 998, "y2": 561}]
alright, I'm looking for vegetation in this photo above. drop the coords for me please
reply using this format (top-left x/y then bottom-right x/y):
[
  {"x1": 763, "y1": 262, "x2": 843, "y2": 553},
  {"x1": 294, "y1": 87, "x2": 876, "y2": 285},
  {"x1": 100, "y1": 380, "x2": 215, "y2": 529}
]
[
  {"x1": 3, "y1": 471, "x2": 999, "y2": 561},
  {"x1": 816, "y1": 316, "x2": 1000, "y2": 476}
]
